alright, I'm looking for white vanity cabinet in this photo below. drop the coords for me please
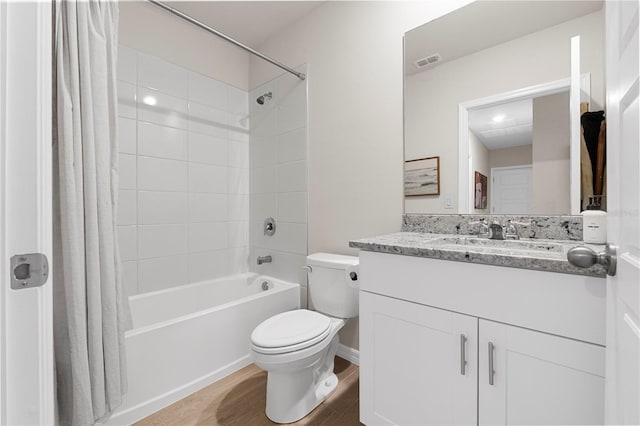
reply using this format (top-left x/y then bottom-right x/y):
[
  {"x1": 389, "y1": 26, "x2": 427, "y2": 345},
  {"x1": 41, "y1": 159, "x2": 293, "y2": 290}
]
[
  {"x1": 359, "y1": 251, "x2": 606, "y2": 426},
  {"x1": 478, "y1": 319, "x2": 605, "y2": 425},
  {"x1": 360, "y1": 291, "x2": 478, "y2": 425}
]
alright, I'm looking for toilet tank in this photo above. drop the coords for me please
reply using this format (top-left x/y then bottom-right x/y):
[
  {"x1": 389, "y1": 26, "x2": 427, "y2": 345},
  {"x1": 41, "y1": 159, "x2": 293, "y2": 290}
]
[{"x1": 307, "y1": 253, "x2": 359, "y2": 319}]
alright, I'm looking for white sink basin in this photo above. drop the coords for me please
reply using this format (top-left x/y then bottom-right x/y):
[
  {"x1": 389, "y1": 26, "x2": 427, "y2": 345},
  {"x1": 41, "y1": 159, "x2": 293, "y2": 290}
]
[{"x1": 429, "y1": 236, "x2": 565, "y2": 257}]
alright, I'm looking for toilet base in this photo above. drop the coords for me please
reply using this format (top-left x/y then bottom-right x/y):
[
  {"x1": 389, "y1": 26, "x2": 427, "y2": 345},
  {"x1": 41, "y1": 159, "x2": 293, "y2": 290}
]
[{"x1": 264, "y1": 334, "x2": 340, "y2": 424}]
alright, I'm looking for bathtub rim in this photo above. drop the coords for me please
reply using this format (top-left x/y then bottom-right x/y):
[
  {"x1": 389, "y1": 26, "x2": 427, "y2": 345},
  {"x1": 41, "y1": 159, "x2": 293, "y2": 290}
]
[{"x1": 126, "y1": 273, "x2": 300, "y2": 338}]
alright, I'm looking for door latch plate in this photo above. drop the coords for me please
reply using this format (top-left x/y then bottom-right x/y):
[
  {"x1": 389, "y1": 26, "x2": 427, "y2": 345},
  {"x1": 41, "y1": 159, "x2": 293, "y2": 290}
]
[{"x1": 10, "y1": 253, "x2": 49, "y2": 290}]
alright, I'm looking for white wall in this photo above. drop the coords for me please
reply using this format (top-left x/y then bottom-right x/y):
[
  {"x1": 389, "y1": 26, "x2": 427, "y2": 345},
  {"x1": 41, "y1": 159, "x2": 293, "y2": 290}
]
[
  {"x1": 118, "y1": 1, "x2": 250, "y2": 90},
  {"x1": 116, "y1": 46, "x2": 250, "y2": 296},
  {"x1": 405, "y1": 10, "x2": 604, "y2": 214},
  {"x1": 249, "y1": 67, "x2": 308, "y2": 308},
  {"x1": 249, "y1": 0, "x2": 473, "y2": 350},
  {"x1": 489, "y1": 145, "x2": 533, "y2": 169},
  {"x1": 532, "y1": 91, "x2": 570, "y2": 214}
]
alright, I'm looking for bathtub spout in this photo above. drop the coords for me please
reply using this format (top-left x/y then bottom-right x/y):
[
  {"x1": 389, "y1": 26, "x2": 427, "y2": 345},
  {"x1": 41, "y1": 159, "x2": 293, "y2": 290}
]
[{"x1": 257, "y1": 255, "x2": 272, "y2": 265}]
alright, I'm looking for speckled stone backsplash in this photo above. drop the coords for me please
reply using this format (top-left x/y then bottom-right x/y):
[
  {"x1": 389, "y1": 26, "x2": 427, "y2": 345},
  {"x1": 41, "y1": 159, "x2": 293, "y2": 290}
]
[{"x1": 403, "y1": 214, "x2": 583, "y2": 241}]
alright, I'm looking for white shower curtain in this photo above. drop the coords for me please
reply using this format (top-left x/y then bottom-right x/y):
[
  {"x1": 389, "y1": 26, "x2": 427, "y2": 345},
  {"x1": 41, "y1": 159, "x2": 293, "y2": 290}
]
[{"x1": 53, "y1": 1, "x2": 128, "y2": 425}]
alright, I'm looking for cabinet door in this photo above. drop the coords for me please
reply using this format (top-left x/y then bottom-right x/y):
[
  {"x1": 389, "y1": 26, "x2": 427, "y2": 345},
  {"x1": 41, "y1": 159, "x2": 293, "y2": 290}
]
[
  {"x1": 479, "y1": 319, "x2": 605, "y2": 425},
  {"x1": 360, "y1": 291, "x2": 477, "y2": 425}
]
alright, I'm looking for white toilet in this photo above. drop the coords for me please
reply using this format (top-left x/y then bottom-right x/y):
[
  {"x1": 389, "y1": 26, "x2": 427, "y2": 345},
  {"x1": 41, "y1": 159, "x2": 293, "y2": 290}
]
[{"x1": 250, "y1": 253, "x2": 359, "y2": 424}]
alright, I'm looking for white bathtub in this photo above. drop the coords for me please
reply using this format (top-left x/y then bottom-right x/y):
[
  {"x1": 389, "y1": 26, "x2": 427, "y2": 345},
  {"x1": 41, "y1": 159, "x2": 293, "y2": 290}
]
[{"x1": 105, "y1": 273, "x2": 300, "y2": 425}]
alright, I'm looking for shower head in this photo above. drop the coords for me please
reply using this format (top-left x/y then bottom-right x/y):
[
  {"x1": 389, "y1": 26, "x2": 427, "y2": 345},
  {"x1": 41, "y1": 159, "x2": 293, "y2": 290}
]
[{"x1": 256, "y1": 92, "x2": 272, "y2": 105}]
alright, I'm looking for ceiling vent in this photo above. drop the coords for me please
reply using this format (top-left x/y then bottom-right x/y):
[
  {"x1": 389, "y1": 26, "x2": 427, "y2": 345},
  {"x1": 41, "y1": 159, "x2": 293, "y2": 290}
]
[{"x1": 415, "y1": 53, "x2": 442, "y2": 69}]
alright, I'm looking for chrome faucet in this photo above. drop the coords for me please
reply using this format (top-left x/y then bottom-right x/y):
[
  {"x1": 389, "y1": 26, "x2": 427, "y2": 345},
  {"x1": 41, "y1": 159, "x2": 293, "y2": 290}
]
[
  {"x1": 504, "y1": 220, "x2": 519, "y2": 240},
  {"x1": 488, "y1": 221, "x2": 506, "y2": 240},
  {"x1": 469, "y1": 218, "x2": 490, "y2": 238},
  {"x1": 257, "y1": 255, "x2": 272, "y2": 265}
]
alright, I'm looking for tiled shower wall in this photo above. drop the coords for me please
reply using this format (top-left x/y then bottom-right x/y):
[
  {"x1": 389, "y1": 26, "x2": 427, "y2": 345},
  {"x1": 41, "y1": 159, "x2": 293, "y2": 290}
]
[
  {"x1": 250, "y1": 68, "x2": 309, "y2": 308},
  {"x1": 116, "y1": 45, "x2": 250, "y2": 296}
]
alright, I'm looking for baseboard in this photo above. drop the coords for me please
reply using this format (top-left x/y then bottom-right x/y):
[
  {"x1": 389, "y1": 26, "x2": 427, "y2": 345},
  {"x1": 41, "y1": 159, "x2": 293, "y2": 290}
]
[
  {"x1": 336, "y1": 343, "x2": 359, "y2": 366},
  {"x1": 102, "y1": 355, "x2": 253, "y2": 426}
]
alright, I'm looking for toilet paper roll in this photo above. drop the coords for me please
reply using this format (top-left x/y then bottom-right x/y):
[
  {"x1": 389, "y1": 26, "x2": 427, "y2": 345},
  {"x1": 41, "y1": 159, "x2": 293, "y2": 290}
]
[{"x1": 345, "y1": 265, "x2": 359, "y2": 288}]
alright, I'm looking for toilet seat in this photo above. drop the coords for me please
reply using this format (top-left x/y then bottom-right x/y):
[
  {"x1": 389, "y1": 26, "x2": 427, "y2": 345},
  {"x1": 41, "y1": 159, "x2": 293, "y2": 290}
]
[{"x1": 251, "y1": 310, "x2": 331, "y2": 355}]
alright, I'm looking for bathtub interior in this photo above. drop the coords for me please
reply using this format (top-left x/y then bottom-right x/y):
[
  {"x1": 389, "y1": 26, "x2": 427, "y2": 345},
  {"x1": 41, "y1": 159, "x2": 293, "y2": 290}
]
[{"x1": 128, "y1": 273, "x2": 297, "y2": 330}]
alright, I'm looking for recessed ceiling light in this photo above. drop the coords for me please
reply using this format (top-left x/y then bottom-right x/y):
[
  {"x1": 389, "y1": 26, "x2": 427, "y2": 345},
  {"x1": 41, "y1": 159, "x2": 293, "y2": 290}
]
[
  {"x1": 492, "y1": 114, "x2": 506, "y2": 123},
  {"x1": 142, "y1": 95, "x2": 157, "y2": 106}
]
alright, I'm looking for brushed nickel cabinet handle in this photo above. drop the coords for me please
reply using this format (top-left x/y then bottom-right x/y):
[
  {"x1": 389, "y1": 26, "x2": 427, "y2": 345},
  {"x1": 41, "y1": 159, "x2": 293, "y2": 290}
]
[
  {"x1": 460, "y1": 334, "x2": 467, "y2": 375},
  {"x1": 488, "y1": 341, "x2": 495, "y2": 386}
]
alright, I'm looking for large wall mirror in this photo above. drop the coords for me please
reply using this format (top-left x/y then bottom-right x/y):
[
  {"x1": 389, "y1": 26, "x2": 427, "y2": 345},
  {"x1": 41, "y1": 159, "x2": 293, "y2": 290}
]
[{"x1": 404, "y1": 1, "x2": 605, "y2": 215}]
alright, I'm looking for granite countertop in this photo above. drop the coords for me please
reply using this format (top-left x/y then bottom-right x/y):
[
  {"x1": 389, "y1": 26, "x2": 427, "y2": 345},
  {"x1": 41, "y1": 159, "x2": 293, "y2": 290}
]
[{"x1": 349, "y1": 232, "x2": 606, "y2": 278}]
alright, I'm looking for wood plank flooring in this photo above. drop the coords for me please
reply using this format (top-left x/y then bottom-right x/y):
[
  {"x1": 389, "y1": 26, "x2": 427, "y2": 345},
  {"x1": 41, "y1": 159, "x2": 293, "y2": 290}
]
[{"x1": 136, "y1": 357, "x2": 362, "y2": 426}]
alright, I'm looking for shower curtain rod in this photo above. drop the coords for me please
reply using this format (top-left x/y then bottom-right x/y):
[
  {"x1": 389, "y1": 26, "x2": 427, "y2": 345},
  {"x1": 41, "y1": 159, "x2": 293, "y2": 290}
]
[{"x1": 146, "y1": 0, "x2": 306, "y2": 81}]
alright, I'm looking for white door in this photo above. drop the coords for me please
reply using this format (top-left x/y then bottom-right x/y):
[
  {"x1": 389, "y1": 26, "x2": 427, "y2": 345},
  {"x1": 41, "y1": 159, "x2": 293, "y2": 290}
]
[
  {"x1": 0, "y1": 2, "x2": 54, "y2": 424},
  {"x1": 478, "y1": 319, "x2": 605, "y2": 425},
  {"x1": 604, "y1": 1, "x2": 640, "y2": 424},
  {"x1": 490, "y1": 166, "x2": 532, "y2": 214},
  {"x1": 360, "y1": 291, "x2": 477, "y2": 426}
]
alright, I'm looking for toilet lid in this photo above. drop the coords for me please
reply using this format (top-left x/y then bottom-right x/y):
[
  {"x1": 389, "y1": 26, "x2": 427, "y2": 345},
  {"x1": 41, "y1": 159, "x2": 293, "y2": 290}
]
[{"x1": 251, "y1": 310, "x2": 331, "y2": 353}]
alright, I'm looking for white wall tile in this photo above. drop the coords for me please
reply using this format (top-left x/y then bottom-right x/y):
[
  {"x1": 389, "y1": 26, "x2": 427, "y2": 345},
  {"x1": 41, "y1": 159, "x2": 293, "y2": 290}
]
[
  {"x1": 138, "y1": 121, "x2": 187, "y2": 160},
  {"x1": 278, "y1": 127, "x2": 306, "y2": 164},
  {"x1": 118, "y1": 117, "x2": 137, "y2": 154},
  {"x1": 229, "y1": 128, "x2": 250, "y2": 143},
  {"x1": 188, "y1": 132, "x2": 228, "y2": 166},
  {"x1": 228, "y1": 194, "x2": 249, "y2": 221},
  {"x1": 278, "y1": 103, "x2": 307, "y2": 134},
  {"x1": 251, "y1": 220, "x2": 277, "y2": 251},
  {"x1": 188, "y1": 72, "x2": 227, "y2": 110},
  {"x1": 189, "y1": 222, "x2": 228, "y2": 253},
  {"x1": 138, "y1": 224, "x2": 187, "y2": 259},
  {"x1": 118, "y1": 190, "x2": 137, "y2": 225},
  {"x1": 251, "y1": 165, "x2": 277, "y2": 194},
  {"x1": 138, "y1": 156, "x2": 187, "y2": 192},
  {"x1": 138, "y1": 191, "x2": 188, "y2": 225},
  {"x1": 250, "y1": 136, "x2": 277, "y2": 168},
  {"x1": 228, "y1": 221, "x2": 249, "y2": 248},
  {"x1": 138, "y1": 255, "x2": 188, "y2": 293},
  {"x1": 228, "y1": 247, "x2": 249, "y2": 274},
  {"x1": 251, "y1": 107, "x2": 277, "y2": 137},
  {"x1": 138, "y1": 88, "x2": 188, "y2": 129},
  {"x1": 117, "y1": 45, "x2": 137, "y2": 84},
  {"x1": 228, "y1": 167, "x2": 249, "y2": 195},
  {"x1": 118, "y1": 81, "x2": 137, "y2": 119},
  {"x1": 189, "y1": 193, "x2": 228, "y2": 223},
  {"x1": 188, "y1": 101, "x2": 227, "y2": 138},
  {"x1": 117, "y1": 46, "x2": 254, "y2": 294},
  {"x1": 278, "y1": 161, "x2": 306, "y2": 193},
  {"x1": 228, "y1": 85, "x2": 248, "y2": 116},
  {"x1": 276, "y1": 222, "x2": 307, "y2": 254},
  {"x1": 138, "y1": 53, "x2": 188, "y2": 99},
  {"x1": 278, "y1": 192, "x2": 307, "y2": 223},
  {"x1": 122, "y1": 260, "x2": 138, "y2": 297},
  {"x1": 119, "y1": 154, "x2": 137, "y2": 190},
  {"x1": 228, "y1": 140, "x2": 249, "y2": 169},
  {"x1": 251, "y1": 194, "x2": 277, "y2": 221},
  {"x1": 189, "y1": 163, "x2": 227, "y2": 193},
  {"x1": 189, "y1": 250, "x2": 230, "y2": 282},
  {"x1": 228, "y1": 112, "x2": 249, "y2": 132},
  {"x1": 277, "y1": 73, "x2": 306, "y2": 110},
  {"x1": 118, "y1": 226, "x2": 137, "y2": 261}
]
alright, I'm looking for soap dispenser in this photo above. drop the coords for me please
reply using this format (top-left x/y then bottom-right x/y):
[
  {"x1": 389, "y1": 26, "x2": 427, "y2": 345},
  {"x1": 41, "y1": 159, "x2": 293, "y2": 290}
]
[{"x1": 582, "y1": 197, "x2": 607, "y2": 244}]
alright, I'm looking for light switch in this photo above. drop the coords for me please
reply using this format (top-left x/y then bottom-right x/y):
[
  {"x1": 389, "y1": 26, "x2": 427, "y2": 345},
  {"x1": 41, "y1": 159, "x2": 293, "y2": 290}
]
[{"x1": 444, "y1": 195, "x2": 453, "y2": 209}]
